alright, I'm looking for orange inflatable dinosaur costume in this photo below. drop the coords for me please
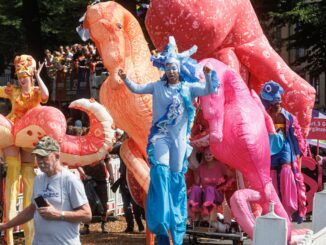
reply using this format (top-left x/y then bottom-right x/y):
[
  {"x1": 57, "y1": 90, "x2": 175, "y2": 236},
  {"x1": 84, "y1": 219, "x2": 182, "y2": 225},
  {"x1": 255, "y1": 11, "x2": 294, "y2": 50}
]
[{"x1": 84, "y1": 2, "x2": 161, "y2": 244}]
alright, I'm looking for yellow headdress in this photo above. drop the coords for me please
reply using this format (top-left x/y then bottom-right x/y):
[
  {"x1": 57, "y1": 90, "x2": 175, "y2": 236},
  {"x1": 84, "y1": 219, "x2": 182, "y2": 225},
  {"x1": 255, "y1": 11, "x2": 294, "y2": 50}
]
[{"x1": 14, "y1": 55, "x2": 36, "y2": 79}]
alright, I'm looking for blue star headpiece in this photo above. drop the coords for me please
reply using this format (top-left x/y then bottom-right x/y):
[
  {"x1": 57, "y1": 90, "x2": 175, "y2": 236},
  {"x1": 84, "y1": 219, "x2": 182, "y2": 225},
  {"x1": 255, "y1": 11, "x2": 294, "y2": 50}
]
[{"x1": 151, "y1": 36, "x2": 200, "y2": 83}]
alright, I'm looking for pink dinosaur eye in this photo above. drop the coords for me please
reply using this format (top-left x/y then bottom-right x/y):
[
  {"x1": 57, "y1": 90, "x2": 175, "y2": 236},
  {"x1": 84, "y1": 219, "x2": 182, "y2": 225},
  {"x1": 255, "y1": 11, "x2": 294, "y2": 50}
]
[
  {"x1": 117, "y1": 23, "x2": 122, "y2": 29},
  {"x1": 265, "y1": 84, "x2": 272, "y2": 93}
]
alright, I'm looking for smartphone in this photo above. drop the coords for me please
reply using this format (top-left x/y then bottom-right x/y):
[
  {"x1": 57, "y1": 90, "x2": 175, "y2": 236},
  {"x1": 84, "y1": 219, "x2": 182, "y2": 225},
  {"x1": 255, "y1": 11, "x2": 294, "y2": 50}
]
[{"x1": 34, "y1": 196, "x2": 49, "y2": 208}]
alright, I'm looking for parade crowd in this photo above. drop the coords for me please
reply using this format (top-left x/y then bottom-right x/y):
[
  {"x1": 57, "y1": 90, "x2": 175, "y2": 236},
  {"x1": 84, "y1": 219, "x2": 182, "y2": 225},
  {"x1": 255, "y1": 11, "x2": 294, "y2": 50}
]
[
  {"x1": 43, "y1": 43, "x2": 107, "y2": 104},
  {"x1": 0, "y1": 38, "x2": 319, "y2": 245}
]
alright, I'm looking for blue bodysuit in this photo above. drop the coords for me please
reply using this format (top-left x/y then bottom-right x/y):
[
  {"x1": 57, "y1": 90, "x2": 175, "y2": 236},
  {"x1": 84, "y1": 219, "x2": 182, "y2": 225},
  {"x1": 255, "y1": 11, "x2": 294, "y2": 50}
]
[{"x1": 124, "y1": 74, "x2": 217, "y2": 245}]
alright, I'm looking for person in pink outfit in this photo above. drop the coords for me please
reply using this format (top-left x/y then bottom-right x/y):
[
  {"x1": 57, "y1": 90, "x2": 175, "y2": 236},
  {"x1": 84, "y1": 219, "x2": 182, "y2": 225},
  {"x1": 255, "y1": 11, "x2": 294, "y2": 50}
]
[{"x1": 188, "y1": 147, "x2": 227, "y2": 220}]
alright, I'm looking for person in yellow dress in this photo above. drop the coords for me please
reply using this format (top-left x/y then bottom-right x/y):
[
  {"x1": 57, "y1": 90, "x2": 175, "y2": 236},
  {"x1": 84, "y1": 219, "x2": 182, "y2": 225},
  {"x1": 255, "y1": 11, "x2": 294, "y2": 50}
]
[{"x1": 0, "y1": 54, "x2": 49, "y2": 245}]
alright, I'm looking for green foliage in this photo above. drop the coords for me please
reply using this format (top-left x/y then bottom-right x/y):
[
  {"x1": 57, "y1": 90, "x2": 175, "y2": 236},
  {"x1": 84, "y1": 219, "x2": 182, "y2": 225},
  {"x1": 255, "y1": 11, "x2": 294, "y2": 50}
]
[
  {"x1": 0, "y1": 0, "x2": 24, "y2": 63},
  {"x1": 1, "y1": 0, "x2": 321, "y2": 77},
  {"x1": 251, "y1": 0, "x2": 326, "y2": 76},
  {"x1": 39, "y1": 0, "x2": 89, "y2": 50},
  {"x1": 0, "y1": 0, "x2": 152, "y2": 68},
  {"x1": 0, "y1": 0, "x2": 89, "y2": 67},
  {"x1": 0, "y1": 0, "x2": 149, "y2": 74}
]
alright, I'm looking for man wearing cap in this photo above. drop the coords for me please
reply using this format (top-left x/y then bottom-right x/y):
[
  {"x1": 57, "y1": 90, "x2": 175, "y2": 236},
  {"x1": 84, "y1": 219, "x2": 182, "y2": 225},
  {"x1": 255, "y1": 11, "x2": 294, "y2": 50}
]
[{"x1": 0, "y1": 136, "x2": 91, "y2": 245}]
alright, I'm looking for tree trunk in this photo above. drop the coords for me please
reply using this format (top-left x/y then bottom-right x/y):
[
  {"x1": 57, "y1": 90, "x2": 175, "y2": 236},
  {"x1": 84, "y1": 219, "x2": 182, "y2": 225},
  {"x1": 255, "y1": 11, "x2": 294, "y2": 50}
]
[{"x1": 22, "y1": 0, "x2": 43, "y2": 61}]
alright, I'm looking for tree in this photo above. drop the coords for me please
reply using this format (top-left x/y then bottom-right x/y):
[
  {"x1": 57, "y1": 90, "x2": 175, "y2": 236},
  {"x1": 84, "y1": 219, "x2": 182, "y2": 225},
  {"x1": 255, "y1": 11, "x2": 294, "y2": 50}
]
[
  {"x1": 0, "y1": 0, "x2": 152, "y2": 71},
  {"x1": 38, "y1": 0, "x2": 89, "y2": 51},
  {"x1": 22, "y1": 0, "x2": 43, "y2": 60},
  {"x1": 0, "y1": 0, "x2": 24, "y2": 68},
  {"x1": 251, "y1": 0, "x2": 326, "y2": 77},
  {"x1": 0, "y1": 0, "x2": 89, "y2": 71}
]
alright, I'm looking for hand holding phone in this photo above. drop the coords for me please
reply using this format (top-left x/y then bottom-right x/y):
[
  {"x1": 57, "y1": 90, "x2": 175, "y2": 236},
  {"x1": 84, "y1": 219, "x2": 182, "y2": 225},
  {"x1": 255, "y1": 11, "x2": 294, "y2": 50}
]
[{"x1": 34, "y1": 196, "x2": 49, "y2": 208}]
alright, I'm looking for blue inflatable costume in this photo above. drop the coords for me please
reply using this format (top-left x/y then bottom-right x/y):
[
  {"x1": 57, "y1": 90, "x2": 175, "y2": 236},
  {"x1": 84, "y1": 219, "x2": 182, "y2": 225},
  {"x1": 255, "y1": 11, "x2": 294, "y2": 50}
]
[{"x1": 120, "y1": 37, "x2": 218, "y2": 244}]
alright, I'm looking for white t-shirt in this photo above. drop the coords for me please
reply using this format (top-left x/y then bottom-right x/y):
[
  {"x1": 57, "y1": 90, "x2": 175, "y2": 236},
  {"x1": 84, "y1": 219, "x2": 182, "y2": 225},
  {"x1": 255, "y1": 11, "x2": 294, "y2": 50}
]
[{"x1": 32, "y1": 168, "x2": 88, "y2": 245}]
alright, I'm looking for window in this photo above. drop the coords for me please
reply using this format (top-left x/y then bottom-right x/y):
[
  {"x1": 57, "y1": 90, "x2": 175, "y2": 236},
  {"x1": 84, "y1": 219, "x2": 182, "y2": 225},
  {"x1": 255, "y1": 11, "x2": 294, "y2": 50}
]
[
  {"x1": 311, "y1": 75, "x2": 320, "y2": 104},
  {"x1": 296, "y1": 48, "x2": 305, "y2": 59}
]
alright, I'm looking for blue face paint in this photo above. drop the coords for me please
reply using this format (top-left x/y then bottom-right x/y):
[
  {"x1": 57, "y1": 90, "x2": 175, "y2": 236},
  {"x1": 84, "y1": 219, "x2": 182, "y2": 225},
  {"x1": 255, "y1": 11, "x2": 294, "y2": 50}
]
[
  {"x1": 165, "y1": 64, "x2": 179, "y2": 72},
  {"x1": 271, "y1": 99, "x2": 282, "y2": 105}
]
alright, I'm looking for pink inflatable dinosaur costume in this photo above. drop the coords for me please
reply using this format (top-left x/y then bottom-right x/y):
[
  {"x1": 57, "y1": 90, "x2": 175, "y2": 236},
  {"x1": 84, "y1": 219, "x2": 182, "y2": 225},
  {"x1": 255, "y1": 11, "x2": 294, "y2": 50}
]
[
  {"x1": 0, "y1": 98, "x2": 115, "y2": 166},
  {"x1": 196, "y1": 58, "x2": 290, "y2": 238},
  {"x1": 145, "y1": 0, "x2": 315, "y2": 136}
]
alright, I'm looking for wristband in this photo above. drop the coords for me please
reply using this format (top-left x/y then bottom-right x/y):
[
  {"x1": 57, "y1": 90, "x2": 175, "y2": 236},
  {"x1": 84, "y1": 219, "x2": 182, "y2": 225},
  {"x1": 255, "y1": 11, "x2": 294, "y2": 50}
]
[{"x1": 60, "y1": 211, "x2": 65, "y2": 221}]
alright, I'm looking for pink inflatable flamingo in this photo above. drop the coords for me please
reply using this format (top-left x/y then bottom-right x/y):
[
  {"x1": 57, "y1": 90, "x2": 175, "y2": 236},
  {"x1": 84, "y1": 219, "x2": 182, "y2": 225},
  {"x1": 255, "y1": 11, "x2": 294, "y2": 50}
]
[
  {"x1": 198, "y1": 58, "x2": 290, "y2": 238},
  {"x1": 145, "y1": 0, "x2": 315, "y2": 136}
]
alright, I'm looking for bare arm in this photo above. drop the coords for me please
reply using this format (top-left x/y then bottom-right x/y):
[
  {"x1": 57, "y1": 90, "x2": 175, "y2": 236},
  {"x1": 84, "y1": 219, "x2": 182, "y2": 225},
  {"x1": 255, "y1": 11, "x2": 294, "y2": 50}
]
[
  {"x1": 0, "y1": 203, "x2": 36, "y2": 230},
  {"x1": 104, "y1": 158, "x2": 114, "y2": 185},
  {"x1": 77, "y1": 166, "x2": 87, "y2": 179},
  {"x1": 38, "y1": 203, "x2": 91, "y2": 223},
  {"x1": 35, "y1": 62, "x2": 49, "y2": 102},
  {"x1": 188, "y1": 148, "x2": 200, "y2": 170},
  {"x1": 194, "y1": 170, "x2": 201, "y2": 186}
]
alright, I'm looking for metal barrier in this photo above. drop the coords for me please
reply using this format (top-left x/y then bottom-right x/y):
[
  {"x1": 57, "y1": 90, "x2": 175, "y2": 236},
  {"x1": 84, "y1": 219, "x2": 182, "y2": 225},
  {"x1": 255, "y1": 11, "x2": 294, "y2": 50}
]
[
  {"x1": 107, "y1": 158, "x2": 124, "y2": 216},
  {"x1": 253, "y1": 187, "x2": 326, "y2": 245},
  {"x1": 69, "y1": 159, "x2": 124, "y2": 217}
]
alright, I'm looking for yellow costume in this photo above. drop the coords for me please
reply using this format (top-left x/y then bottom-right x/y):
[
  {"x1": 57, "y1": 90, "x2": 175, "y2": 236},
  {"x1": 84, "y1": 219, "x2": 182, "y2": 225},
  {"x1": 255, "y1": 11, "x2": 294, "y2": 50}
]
[
  {"x1": 0, "y1": 84, "x2": 47, "y2": 123},
  {"x1": 0, "y1": 55, "x2": 48, "y2": 245}
]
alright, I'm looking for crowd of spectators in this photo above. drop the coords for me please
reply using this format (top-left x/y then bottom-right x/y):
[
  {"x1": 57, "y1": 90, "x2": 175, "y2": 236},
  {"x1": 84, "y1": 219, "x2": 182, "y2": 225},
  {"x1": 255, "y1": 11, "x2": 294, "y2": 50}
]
[{"x1": 43, "y1": 43, "x2": 108, "y2": 106}]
